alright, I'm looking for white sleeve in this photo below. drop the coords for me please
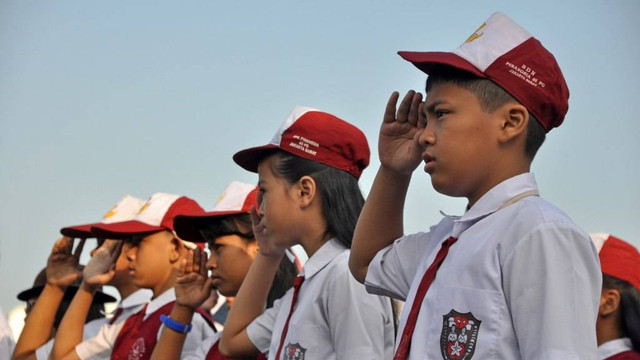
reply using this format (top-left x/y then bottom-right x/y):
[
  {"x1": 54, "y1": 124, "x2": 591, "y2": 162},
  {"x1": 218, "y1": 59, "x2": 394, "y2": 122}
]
[
  {"x1": 364, "y1": 231, "x2": 431, "y2": 300},
  {"x1": 35, "y1": 339, "x2": 53, "y2": 360},
  {"x1": 75, "y1": 320, "x2": 125, "y2": 360},
  {"x1": 327, "y1": 265, "x2": 395, "y2": 360},
  {"x1": 502, "y1": 223, "x2": 601, "y2": 360},
  {"x1": 246, "y1": 296, "x2": 284, "y2": 353},
  {"x1": 176, "y1": 311, "x2": 217, "y2": 357},
  {"x1": 0, "y1": 307, "x2": 14, "y2": 359},
  {"x1": 182, "y1": 333, "x2": 220, "y2": 360}
]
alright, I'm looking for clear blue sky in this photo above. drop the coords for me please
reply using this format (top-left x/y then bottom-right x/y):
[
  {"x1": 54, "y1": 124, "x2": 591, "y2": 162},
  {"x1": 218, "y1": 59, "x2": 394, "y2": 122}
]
[{"x1": 1, "y1": 1, "x2": 639, "y2": 314}]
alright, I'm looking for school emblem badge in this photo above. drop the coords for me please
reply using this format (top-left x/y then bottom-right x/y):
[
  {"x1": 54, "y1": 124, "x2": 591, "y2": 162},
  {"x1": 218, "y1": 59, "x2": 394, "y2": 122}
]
[
  {"x1": 284, "y1": 342, "x2": 306, "y2": 360},
  {"x1": 128, "y1": 337, "x2": 146, "y2": 360},
  {"x1": 440, "y1": 309, "x2": 481, "y2": 360}
]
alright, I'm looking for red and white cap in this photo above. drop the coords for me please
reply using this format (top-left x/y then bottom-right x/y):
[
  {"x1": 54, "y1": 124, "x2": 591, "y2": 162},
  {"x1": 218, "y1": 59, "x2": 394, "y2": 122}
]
[
  {"x1": 60, "y1": 195, "x2": 146, "y2": 238},
  {"x1": 399, "y1": 12, "x2": 569, "y2": 132},
  {"x1": 590, "y1": 233, "x2": 640, "y2": 290},
  {"x1": 174, "y1": 181, "x2": 259, "y2": 243},
  {"x1": 91, "y1": 193, "x2": 205, "y2": 240},
  {"x1": 233, "y1": 106, "x2": 370, "y2": 179}
]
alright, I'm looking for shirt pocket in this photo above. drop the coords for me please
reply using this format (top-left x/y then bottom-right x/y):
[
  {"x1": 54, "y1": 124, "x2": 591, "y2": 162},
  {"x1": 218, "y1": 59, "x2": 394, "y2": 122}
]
[{"x1": 422, "y1": 285, "x2": 508, "y2": 360}]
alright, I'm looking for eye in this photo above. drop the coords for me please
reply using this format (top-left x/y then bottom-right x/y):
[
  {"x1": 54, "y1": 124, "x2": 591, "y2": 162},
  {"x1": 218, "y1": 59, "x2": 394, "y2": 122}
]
[
  {"x1": 257, "y1": 188, "x2": 265, "y2": 206},
  {"x1": 435, "y1": 110, "x2": 447, "y2": 118}
]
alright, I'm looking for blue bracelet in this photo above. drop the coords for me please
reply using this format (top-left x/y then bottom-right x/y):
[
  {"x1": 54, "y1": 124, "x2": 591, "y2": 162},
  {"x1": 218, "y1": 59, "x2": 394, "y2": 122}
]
[{"x1": 160, "y1": 314, "x2": 193, "y2": 334}]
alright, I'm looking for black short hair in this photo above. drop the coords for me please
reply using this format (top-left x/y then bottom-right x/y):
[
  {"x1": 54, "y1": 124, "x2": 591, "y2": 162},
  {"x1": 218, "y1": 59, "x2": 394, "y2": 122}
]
[
  {"x1": 268, "y1": 151, "x2": 365, "y2": 249},
  {"x1": 425, "y1": 65, "x2": 546, "y2": 160},
  {"x1": 200, "y1": 214, "x2": 298, "y2": 308},
  {"x1": 603, "y1": 273, "x2": 640, "y2": 351}
]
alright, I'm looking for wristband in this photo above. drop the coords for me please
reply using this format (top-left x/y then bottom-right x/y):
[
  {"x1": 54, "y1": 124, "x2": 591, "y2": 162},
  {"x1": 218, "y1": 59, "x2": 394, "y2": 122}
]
[{"x1": 160, "y1": 315, "x2": 192, "y2": 334}]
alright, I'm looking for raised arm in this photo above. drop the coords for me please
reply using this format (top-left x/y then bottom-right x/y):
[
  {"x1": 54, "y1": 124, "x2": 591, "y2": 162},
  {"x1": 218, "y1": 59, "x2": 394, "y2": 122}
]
[
  {"x1": 151, "y1": 247, "x2": 213, "y2": 360},
  {"x1": 349, "y1": 90, "x2": 424, "y2": 283},
  {"x1": 12, "y1": 237, "x2": 85, "y2": 360},
  {"x1": 219, "y1": 207, "x2": 282, "y2": 357},
  {"x1": 51, "y1": 240, "x2": 122, "y2": 360}
]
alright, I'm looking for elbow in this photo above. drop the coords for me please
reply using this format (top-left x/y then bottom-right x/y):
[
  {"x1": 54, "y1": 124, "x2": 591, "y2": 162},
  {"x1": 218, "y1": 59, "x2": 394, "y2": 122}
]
[
  {"x1": 348, "y1": 255, "x2": 368, "y2": 284},
  {"x1": 218, "y1": 340, "x2": 233, "y2": 357}
]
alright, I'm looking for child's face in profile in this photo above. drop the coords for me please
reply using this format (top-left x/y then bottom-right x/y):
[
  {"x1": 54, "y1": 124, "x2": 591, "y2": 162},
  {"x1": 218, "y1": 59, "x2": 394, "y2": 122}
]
[
  {"x1": 256, "y1": 155, "x2": 303, "y2": 248},
  {"x1": 125, "y1": 231, "x2": 176, "y2": 291},
  {"x1": 206, "y1": 234, "x2": 257, "y2": 297},
  {"x1": 419, "y1": 81, "x2": 502, "y2": 204}
]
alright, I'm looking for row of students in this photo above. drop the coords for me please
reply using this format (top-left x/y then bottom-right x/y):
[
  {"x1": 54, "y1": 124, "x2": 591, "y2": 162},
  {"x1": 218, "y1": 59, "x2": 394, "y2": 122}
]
[{"x1": 9, "y1": 10, "x2": 640, "y2": 360}]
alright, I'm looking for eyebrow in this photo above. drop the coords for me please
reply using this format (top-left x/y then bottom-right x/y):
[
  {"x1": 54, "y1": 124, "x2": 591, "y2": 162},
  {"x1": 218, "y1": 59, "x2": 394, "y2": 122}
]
[{"x1": 424, "y1": 100, "x2": 449, "y2": 113}]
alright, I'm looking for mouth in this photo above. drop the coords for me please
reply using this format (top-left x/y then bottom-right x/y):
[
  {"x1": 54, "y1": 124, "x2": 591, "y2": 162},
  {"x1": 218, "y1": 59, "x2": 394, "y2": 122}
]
[
  {"x1": 422, "y1": 153, "x2": 435, "y2": 172},
  {"x1": 128, "y1": 266, "x2": 136, "y2": 276}
]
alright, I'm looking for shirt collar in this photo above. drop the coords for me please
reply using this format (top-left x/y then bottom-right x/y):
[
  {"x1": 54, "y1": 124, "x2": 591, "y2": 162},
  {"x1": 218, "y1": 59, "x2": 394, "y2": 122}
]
[
  {"x1": 443, "y1": 173, "x2": 539, "y2": 238},
  {"x1": 299, "y1": 238, "x2": 347, "y2": 280},
  {"x1": 598, "y1": 338, "x2": 633, "y2": 359},
  {"x1": 144, "y1": 288, "x2": 175, "y2": 318},
  {"x1": 118, "y1": 288, "x2": 153, "y2": 310}
]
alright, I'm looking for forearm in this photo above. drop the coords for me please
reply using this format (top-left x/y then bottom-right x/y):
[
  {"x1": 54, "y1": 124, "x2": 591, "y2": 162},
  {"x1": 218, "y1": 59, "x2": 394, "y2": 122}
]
[
  {"x1": 350, "y1": 166, "x2": 412, "y2": 283},
  {"x1": 12, "y1": 285, "x2": 64, "y2": 360},
  {"x1": 150, "y1": 304, "x2": 195, "y2": 360},
  {"x1": 219, "y1": 252, "x2": 279, "y2": 357},
  {"x1": 51, "y1": 282, "x2": 96, "y2": 359}
]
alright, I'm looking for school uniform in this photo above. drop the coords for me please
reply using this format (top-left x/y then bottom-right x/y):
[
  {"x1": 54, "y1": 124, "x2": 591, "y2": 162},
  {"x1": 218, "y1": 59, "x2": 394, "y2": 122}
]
[
  {"x1": 247, "y1": 238, "x2": 394, "y2": 360},
  {"x1": 74, "y1": 288, "x2": 214, "y2": 359},
  {"x1": 0, "y1": 306, "x2": 14, "y2": 359},
  {"x1": 35, "y1": 288, "x2": 152, "y2": 359},
  {"x1": 599, "y1": 338, "x2": 640, "y2": 360},
  {"x1": 184, "y1": 332, "x2": 267, "y2": 360},
  {"x1": 365, "y1": 173, "x2": 601, "y2": 359}
]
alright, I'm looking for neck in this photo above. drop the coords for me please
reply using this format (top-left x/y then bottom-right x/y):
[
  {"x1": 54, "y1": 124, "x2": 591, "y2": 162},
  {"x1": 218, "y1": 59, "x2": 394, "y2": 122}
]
[
  {"x1": 116, "y1": 281, "x2": 139, "y2": 300},
  {"x1": 300, "y1": 230, "x2": 332, "y2": 258},
  {"x1": 597, "y1": 316, "x2": 625, "y2": 346},
  {"x1": 151, "y1": 270, "x2": 177, "y2": 299},
  {"x1": 467, "y1": 165, "x2": 530, "y2": 208}
]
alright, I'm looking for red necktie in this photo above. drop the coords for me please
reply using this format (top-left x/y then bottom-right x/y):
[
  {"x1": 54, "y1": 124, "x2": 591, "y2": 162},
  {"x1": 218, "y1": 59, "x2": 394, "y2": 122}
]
[
  {"x1": 109, "y1": 307, "x2": 124, "y2": 325},
  {"x1": 274, "y1": 276, "x2": 305, "y2": 360},
  {"x1": 393, "y1": 236, "x2": 458, "y2": 360}
]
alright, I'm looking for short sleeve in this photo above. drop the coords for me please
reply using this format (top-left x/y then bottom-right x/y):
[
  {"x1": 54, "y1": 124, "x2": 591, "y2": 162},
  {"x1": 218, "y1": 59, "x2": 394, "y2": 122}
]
[
  {"x1": 364, "y1": 231, "x2": 432, "y2": 300},
  {"x1": 327, "y1": 265, "x2": 395, "y2": 360},
  {"x1": 75, "y1": 320, "x2": 125, "y2": 360},
  {"x1": 502, "y1": 223, "x2": 601, "y2": 359},
  {"x1": 177, "y1": 311, "x2": 218, "y2": 356},
  {"x1": 246, "y1": 296, "x2": 283, "y2": 353}
]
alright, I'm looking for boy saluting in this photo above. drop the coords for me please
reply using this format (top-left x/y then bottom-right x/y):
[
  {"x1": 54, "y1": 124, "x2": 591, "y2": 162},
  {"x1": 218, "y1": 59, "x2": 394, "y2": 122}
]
[
  {"x1": 350, "y1": 12, "x2": 601, "y2": 360},
  {"x1": 51, "y1": 193, "x2": 215, "y2": 360}
]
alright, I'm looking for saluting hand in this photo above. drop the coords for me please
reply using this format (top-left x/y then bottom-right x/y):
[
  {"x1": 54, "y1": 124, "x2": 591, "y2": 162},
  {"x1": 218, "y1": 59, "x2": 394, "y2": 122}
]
[
  {"x1": 175, "y1": 247, "x2": 213, "y2": 310},
  {"x1": 46, "y1": 236, "x2": 85, "y2": 288},
  {"x1": 83, "y1": 239, "x2": 123, "y2": 289},
  {"x1": 378, "y1": 90, "x2": 426, "y2": 175}
]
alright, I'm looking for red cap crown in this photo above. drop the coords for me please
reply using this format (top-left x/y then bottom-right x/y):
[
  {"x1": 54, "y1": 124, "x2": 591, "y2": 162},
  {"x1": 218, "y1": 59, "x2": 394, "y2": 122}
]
[
  {"x1": 590, "y1": 233, "x2": 640, "y2": 290},
  {"x1": 91, "y1": 193, "x2": 205, "y2": 239},
  {"x1": 174, "y1": 182, "x2": 259, "y2": 243},
  {"x1": 398, "y1": 12, "x2": 569, "y2": 132},
  {"x1": 233, "y1": 107, "x2": 370, "y2": 179}
]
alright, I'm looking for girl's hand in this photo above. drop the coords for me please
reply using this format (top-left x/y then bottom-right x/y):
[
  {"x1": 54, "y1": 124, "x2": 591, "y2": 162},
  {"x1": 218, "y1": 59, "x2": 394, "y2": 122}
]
[
  {"x1": 175, "y1": 247, "x2": 213, "y2": 310},
  {"x1": 83, "y1": 240, "x2": 123, "y2": 289},
  {"x1": 378, "y1": 90, "x2": 425, "y2": 175},
  {"x1": 251, "y1": 206, "x2": 285, "y2": 258},
  {"x1": 46, "y1": 237, "x2": 85, "y2": 288}
]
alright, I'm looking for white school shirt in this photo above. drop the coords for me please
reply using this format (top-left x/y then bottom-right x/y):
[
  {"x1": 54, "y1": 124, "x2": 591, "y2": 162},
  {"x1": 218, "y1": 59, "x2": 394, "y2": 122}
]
[
  {"x1": 247, "y1": 238, "x2": 395, "y2": 360},
  {"x1": 184, "y1": 332, "x2": 221, "y2": 360},
  {"x1": 599, "y1": 338, "x2": 635, "y2": 359},
  {"x1": 75, "y1": 288, "x2": 214, "y2": 359},
  {"x1": 365, "y1": 173, "x2": 601, "y2": 360},
  {"x1": 36, "y1": 288, "x2": 153, "y2": 359},
  {"x1": 0, "y1": 306, "x2": 14, "y2": 360}
]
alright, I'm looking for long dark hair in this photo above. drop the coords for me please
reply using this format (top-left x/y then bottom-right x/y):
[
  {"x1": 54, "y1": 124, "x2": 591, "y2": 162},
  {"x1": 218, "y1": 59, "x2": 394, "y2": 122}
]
[
  {"x1": 269, "y1": 151, "x2": 365, "y2": 249},
  {"x1": 201, "y1": 213, "x2": 298, "y2": 308},
  {"x1": 603, "y1": 273, "x2": 640, "y2": 351}
]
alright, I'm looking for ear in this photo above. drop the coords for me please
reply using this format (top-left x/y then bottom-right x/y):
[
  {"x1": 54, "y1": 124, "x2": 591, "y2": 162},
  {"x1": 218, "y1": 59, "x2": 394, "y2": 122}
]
[
  {"x1": 496, "y1": 102, "x2": 528, "y2": 144},
  {"x1": 296, "y1": 175, "x2": 317, "y2": 208},
  {"x1": 246, "y1": 241, "x2": 260, "y2": 258},
  {"x1": 169, "y1": 235, "x2": 183, "y2": 264},
  {"x1": 599, "y1": 288, "x2": 621, "y2": 317}
]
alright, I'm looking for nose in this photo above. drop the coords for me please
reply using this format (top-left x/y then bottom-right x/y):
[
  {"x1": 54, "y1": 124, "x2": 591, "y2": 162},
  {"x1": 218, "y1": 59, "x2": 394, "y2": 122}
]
[
  {"x1": 207, "y1": 252, "x2": 218, "y2": 270},
  {"x1": 125, "y1": 245, "x2": 137, "y2": 262},
  {"x1": 418, "y1": 120, "x2": 435, "y2": 147}
]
